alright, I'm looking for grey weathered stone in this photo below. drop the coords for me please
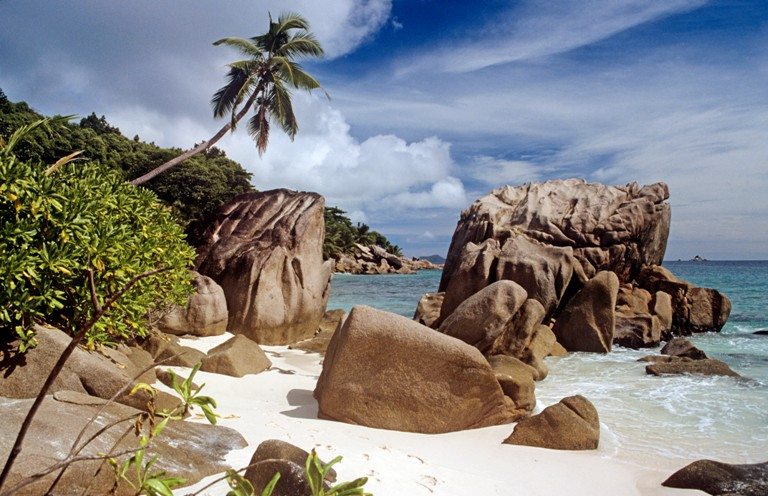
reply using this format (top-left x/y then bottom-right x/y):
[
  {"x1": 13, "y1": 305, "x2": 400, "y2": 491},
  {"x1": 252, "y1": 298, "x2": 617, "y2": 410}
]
[{"x1": 156, "y1": 271, "x2": 228, "y2": 337}]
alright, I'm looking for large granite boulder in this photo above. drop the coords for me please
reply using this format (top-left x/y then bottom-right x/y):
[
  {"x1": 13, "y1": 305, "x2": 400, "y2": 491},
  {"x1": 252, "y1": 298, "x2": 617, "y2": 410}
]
[
  {"x1": 663, "y1": 459, "x2": 768, "y2": 496},
  {"x1": 315, "y1": 306, "x2": 521, "y2": 433},
  {"x1": 413, "y1": 292, "x2": 444, "y2": 328},
  {"x1": 196, "y1": 189, "x2": 333, "y2": 345},
  {"x1": 637, "y1": 265, "x2": 731, "y2": 335},
  {"x1": 552, "y1": 271, "x2": 619, "y2": 353},
  {"x1": 438, "y1": 280, "x2": 528, "y2": 354},
  {"x1": 156, "y1": 271, "x2": 228, "y2": 337},
  {"x1": 495, "y1": 235, "x2": 582, "y2": 318},
  {"x1": 0, "y1": 392, "x2": 247, "y2": 495},
  {"x1": 503, "y1": 395, "x2": 600, "y2": 450},
  {"x1": 487, "y1": 354, "x2": 536, "y2": 413},
  {"x1": 440, "y1": 179, "x2": 671, "y2": 296}
]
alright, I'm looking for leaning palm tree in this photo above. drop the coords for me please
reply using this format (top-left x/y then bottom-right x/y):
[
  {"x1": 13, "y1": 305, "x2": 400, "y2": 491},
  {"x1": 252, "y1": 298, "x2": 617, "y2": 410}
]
[{"x1": 131, "y1": 12, "x2": 325, "y2": 186}]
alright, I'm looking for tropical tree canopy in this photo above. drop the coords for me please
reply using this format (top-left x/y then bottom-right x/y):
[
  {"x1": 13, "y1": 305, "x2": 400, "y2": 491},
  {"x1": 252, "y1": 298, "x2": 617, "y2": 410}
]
[{"x1": 130, "y1": 12, "x2": 325, "y2": 186}]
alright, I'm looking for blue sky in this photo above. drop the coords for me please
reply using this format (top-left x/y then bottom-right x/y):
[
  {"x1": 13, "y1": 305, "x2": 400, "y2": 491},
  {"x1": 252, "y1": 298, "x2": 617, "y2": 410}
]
[{"x1": 1, "y1": 0, "x2": 767, "y2": 259}]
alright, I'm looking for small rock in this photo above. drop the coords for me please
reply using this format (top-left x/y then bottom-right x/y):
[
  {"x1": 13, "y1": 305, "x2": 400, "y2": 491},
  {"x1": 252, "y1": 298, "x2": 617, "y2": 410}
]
[
  {"x1": 244, "y1": 459, "x2": 311, "y2": 496},
  {"x1": 503, "y1": 395, "x2": 599, "y2": 450},
  {"x1": 201, "y1": 334, "x2": 272, "y2": 377},
  {"x1": 661, "y1": 337, "x2": 708, "y2": 360},
  {"x1": 156, "y1": 271, "x2": 228, "y2": 337},
  {"x1": 248, "y1": 439, "x2": 336, "y2": 482},
  {"x1": 663, "y1": 459, "x2": 768, "y2": 496},
  {"x1": 753, "y1": 329, "x2": 768, "y2": 336}
]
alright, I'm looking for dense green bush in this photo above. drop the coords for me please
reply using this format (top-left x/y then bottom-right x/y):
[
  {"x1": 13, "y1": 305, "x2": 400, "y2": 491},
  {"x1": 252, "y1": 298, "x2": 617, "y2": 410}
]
[
  {"x1": 0, "y1": 92, "x2": 255, "y2": 242},
  {"x1": 0, "y1": 121, "x2": 195, "y2": 349}
]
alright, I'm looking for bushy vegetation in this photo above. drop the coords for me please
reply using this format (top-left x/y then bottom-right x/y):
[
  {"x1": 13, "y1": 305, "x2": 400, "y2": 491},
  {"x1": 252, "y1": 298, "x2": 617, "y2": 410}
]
[
  {"x1": 324, "y1": 206, "x2": 402, "y2": 259},
  {"x1": 0, "y1": 90, "x2": 254, "y2": 242},
  {"x1": 0, "y1": 118, "x2": 195, "y2": 349}
]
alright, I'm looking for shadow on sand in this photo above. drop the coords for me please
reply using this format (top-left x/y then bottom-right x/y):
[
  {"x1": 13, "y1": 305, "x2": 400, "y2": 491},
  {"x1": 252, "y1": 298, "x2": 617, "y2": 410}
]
[{"x1": 281, "y1": 388, "x2": 319, "y2": 419}]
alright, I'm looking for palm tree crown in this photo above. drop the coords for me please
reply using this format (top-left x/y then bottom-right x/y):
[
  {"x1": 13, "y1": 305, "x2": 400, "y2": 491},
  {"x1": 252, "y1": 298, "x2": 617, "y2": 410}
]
[
  {"x1": 130, "y1": 12, "x2": 324, "y2": 186},
  {"x1": 211, "y1": 12, "x2": 325, "y2": 154}
]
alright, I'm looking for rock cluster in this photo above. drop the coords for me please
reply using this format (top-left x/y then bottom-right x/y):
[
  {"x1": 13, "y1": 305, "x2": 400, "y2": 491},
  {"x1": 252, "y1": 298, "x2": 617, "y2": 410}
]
[
  {"x1": 433, "y1": 179, "x2": 730, "y2": 354},
  {"x1": 196, "y1": 189, "x2": 333, "y2": 345},
  {"x1": 333, "y1": 243, "x2": 442, "y2": 274}
]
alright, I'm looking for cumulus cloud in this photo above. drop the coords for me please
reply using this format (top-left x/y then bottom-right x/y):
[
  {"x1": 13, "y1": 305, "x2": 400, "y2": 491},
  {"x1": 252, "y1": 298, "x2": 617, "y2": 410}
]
[{"x1": 216, "y1": 93, "x2": 465, "y2": 218}]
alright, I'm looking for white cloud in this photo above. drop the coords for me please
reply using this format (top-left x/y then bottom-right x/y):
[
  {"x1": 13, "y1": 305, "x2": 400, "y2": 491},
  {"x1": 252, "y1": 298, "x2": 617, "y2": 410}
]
[
  {"x1": 468, "y1": 156, "x2": 542, "y2": 186},
  {"x1": 216, "y1": 93, "x2": 465, "y2": 215},
  {"x1": 398, "y1": 0, "x2": 707, "y2": 74}
]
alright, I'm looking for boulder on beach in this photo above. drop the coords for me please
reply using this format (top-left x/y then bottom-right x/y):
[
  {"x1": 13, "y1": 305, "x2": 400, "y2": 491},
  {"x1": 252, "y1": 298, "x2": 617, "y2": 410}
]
[
  {"x1": 244, "y1": 460, "x2": 312, "y2": 496},
  {"x1": 0, "y1": 325, "x2": 174, "y2": 411},
  {"x1": 438, "y1": 280, "x2": 528, "y2": 353},
  {"x1": 289, "y1": 309, "x2": 346, "y2": 354},
  {"x1": 247, "y1": 439, "x2": 336, "y2": 483},
  {"x1": 503, "y1": 395, "x2": 600, "y2": 450},
  {"x1": 413, "y1": 292, "x2": 444, "y2": 328},
  {"x1": 156, "y1": 271, "x2": 228, "y2": 337},
  {"x1": 201, "y1": 334, "x2": 272, "y2": 377},
  {"x1": 141, "y1": 332, "x2": 206, "y2": 367},
  {"x1": 196, "y1": 189, "x2": 333, "y2": 345},
  {"x1": 438, "y1": 239, "x2": 501, "y2": 324},
  {"x1": 487, "y1": 354, "x2": 536, "y2": 412},
  {"x1": 0, "y1": 393, "x2": 247, "y2": 495},
  {"x1": 552, "y1": 271, "x2": 619, "y2": 353},
  {"x1": 315, "y1": 305, "x2": 521, "y2": 433},
  {"x1": 439, "y1": 179, "x2": 671, "y2": 296},
  {"x1": 662, "y1": 459, "x2": 768, "y2": 496}
]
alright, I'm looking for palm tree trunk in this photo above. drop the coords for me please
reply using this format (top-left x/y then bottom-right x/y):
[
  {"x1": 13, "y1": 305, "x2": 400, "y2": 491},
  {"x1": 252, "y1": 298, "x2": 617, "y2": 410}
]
[{"x1": 130, "y1": 90, "x2": 260, "y2": 186}]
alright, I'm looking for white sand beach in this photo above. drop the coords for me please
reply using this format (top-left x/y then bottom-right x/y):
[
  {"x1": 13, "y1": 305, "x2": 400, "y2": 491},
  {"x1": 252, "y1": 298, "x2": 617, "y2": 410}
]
[{"x1": 172, "y1": 333, "x2": 690, "y2": 496}]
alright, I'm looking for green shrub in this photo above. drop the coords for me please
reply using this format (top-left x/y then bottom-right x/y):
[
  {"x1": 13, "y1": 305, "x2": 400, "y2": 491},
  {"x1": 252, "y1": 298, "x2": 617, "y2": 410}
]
[{"x1": 0, "y1": 121, "x2": 195, "y2": 349}]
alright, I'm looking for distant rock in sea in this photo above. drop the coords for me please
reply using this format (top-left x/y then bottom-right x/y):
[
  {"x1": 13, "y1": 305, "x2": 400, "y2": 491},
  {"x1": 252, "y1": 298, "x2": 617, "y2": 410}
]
[{"x1": 419, "y1": 254, "x2": 446, "y2": 264}]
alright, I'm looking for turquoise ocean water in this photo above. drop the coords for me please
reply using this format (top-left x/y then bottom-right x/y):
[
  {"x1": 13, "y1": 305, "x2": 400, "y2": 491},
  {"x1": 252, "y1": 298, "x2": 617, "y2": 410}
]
[{"x1": 328, "y1": 262, "x2": 768, "y2": 470}]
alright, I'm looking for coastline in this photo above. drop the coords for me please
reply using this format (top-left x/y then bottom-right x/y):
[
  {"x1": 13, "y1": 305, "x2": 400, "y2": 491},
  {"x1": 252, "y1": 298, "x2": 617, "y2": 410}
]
[{"x1": 176, "y1": 334, "x2": 689, "y2": 496}]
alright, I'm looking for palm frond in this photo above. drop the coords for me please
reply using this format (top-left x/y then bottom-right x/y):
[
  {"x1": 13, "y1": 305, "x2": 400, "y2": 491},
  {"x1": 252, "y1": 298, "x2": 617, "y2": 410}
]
[
  {"x1": 247, "y1": 106, "x2": 270, "y2": 155},
  {"x1": 276, "y1": 32, "x2": 324, "y2": 58},
  {"x1": 273, "y1": 57, "x2": 322, "y2": 91},
  {"x1": 274, "y1": 12, "x2": 310, "y2": 33},
  {"x1": 212, "y1": 37, "x2": 263, "y2": 58},
  {"x1": 269, "y1": 81, "x2": 297, "y2": 138},
  {"x1": 211, "y1": 67, "x2": 251, "y2": 119}
]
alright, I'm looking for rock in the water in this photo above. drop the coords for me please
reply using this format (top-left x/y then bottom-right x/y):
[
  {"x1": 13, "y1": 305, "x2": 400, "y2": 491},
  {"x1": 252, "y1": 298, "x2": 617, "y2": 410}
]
[
  {"x1": 156, "y1": 271, "x2": 228, "y2": 337},
  {"x1": 440, "y1": 179, "x2": 670, "y2": 295},
  {"x1": 487, "y1": 354, "x2": 536, "y2": 412},
  {"x1": 645, "y1": 357, "x2": 740, "y2": 377},
  {"x1": 753, "y1": 329, "x2": 768, "y2": 336},
  {"x1": 247, "y1": 439, "x2": 336, "y2": 483},
  {"x1": 661, "y1": 337, "x2": 708, "y2": 360},
  {"x1": 0, "y1": 393, "x2": 247, "y2": 495},
  {"x1": 438, "y1": 280, "x2": 528, "y2": 354},
  {"x1": 438, "y1": 239, "x2": 501, "y2": 324},
  {"x1": 196, "y1": 189, "x2": 333, "y2": 345},
  {"x1": 315, "y1": 305, "x2": 520, "y2": 433},
  {"x1": 662, "y1": 459, "x2": 768, "y2": 496},
  {"x1": 503, "y1": 395, "x2": 600, "y2": 450},
  {"x1": 413, "y1": 292, "x2": 444, "y2": 328},
  {"x1": 613, "y1": 312, "x2": 661, "y2": 349},
  {"x1": 638, "y1": 265, "x2": 731, "y2": 334},
  {"x1": 201, "y1": 334, "x2": 271, "y2": 377},
  {"x1": 552, "y1": 271, "x2": 619, "y2": 353}
]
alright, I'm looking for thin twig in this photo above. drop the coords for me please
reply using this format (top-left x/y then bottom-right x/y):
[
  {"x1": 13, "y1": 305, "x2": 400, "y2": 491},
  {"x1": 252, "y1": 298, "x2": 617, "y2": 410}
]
[
  {"x1": 79, "y1": 425, "x2": 134, "y2": 496},
  {"x1": 0, "y1": 267, "x2": 171, "y2": 491},
  {"x1": 0, "y1": 447, "x2": 141, "y2": 496},
  {"x1": 184, "y1": 460, "x2": 264, "y2": 496}
]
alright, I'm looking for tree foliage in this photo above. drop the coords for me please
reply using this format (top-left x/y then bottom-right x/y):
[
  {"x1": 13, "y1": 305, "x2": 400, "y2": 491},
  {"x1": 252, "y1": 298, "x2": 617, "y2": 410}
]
[
  {"x1": 0, "y1": 120, "x2": 195, "y2": 349},
  {"x1": 324, "y1": 207, "x2": 402, "y2": 259},
  {"x1": 0, "y1": 95, "x2": 255, "y2": 241}
]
